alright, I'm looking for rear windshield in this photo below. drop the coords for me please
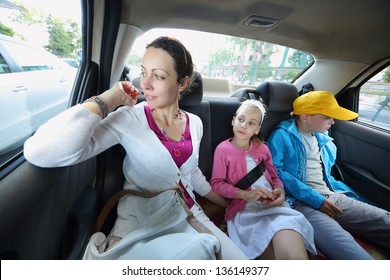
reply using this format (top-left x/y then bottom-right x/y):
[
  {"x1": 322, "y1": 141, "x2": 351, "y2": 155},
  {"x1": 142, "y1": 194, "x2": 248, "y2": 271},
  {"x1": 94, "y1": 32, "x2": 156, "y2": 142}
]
[{"x1": 128, "y1": 28, "x2": 313, "y2": 96}]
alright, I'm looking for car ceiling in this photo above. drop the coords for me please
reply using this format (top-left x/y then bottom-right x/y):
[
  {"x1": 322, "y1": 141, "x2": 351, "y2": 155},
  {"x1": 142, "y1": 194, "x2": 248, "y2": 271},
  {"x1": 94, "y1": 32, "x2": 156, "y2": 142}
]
[{"x1": 120, "y1": 0, "x2": 390, "y2": 65}]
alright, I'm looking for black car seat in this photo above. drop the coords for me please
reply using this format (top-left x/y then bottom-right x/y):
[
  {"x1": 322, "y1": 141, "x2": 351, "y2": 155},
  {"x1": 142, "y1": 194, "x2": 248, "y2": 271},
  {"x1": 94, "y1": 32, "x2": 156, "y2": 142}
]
[
  {"x1": 255, "y1": 81, "x2": 299, "y2": 141},
  {"x1": 179, "y1": 72, "x2": 213, "y2": 180}
]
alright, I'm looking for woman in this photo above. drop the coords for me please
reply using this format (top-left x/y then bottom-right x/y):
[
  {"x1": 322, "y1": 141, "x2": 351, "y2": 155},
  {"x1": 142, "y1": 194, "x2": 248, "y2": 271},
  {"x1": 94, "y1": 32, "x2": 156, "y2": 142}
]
[{"x1": 24, "y1": 36, "x2": 247, "y2": 260}]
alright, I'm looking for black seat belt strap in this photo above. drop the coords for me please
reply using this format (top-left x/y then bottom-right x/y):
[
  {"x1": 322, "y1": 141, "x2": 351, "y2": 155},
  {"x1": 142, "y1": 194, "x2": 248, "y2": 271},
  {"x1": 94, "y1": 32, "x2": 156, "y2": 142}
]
[{"x1": 235, "y1": 161, "x2": 265, "y2": 190}]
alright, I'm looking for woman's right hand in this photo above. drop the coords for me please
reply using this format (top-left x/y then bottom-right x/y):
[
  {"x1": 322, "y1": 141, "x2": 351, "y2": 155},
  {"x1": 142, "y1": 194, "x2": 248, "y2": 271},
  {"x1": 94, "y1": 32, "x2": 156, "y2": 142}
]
[{"x1": 100, "y1": 81, "x2": 140, "y2": 110}]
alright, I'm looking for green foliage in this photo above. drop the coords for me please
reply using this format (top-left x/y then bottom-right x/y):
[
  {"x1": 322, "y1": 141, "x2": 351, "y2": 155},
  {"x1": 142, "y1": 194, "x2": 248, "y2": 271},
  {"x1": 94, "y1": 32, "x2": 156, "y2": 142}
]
[
  {"x1": 45, "y1": 15, "x2": 80, "y2": 58},
  {"x1": 280, "y1": 69, "x2": 301, "y2": 82},
  {"x1": 11, "y1": 5, "x2": 45, "y2": 26},
  {"x1": 209, "y1": 49, "x2": 232, "y2": 66},
  {"x1": 256, "y1": 61, "x2": 273, "y2": 82},
  {"x1": 0, "y1": 22, "x2": 15, "y2": 36},
  {"x1": 383, "y1": 67, "x2": 390, "y2": 83},
  {"x1": 288, "y1": 50, "x2": 313, "y2": 68},
  {"x1": 7, "y1": 3, "x2": 81, "y2": 58},
  {"x1": 128, "y1": 53, "x2": 142, "y2": 65}
]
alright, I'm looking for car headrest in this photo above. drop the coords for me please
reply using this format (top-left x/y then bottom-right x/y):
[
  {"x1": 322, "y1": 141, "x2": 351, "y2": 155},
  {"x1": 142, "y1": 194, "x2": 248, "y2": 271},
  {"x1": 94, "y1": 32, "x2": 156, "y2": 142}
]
[
  {"x1": 256, "y1": 81, "x2": 299, "y2": 113},
  {"x1": 180, "y1": 71, "x2": 203, "y2": 106}
]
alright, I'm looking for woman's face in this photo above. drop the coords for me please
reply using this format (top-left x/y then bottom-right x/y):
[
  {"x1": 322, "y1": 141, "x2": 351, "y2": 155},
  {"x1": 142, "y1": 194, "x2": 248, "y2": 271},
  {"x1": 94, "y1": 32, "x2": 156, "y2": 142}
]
[{"x1": 140, "y1": 47, "x2": 186, "y2": 109}]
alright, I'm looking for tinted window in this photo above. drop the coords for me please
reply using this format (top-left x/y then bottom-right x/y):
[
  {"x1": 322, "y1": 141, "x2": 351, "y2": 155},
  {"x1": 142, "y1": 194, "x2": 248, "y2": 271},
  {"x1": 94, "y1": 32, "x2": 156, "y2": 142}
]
[
  {"x1": 0, "y1": 0, "x2": 81, "y2": 167},
  {"x1": 358, "y1": 66, "x2": 390, "y2": 131},
  {"x1": 0, "y1": 54, "x2": 10, "y2": 74},
  {"x1": 128, "y1": 28, "x2": 313, "y2": 96}
]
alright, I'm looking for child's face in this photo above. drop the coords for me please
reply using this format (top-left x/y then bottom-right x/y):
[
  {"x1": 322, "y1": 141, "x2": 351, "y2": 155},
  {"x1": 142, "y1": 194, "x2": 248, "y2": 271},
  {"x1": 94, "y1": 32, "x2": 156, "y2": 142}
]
[
  {"x1": 300, "y1": 114, "x2": 335, "y2": 133},
  {"x1": 232, "y1": 106, "x2": 261, "y2": 141}
]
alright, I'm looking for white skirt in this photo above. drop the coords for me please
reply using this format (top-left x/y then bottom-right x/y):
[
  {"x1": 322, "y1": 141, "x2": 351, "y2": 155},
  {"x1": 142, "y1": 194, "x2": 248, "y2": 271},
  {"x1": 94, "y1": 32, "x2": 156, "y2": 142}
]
[
  {"x1": 83, "y1": 192, "x2": 221, "y2": 260},
  {"x1": 227, "y1": 176, "x2": 316, "y2": 259}
]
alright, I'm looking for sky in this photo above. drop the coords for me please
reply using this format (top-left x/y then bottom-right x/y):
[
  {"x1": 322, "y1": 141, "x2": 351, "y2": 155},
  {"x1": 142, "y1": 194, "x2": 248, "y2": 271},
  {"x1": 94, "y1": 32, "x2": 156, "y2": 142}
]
[
  {"x1": 0, "y1": 0, "x2": 81, "y2": 47},
  {"x1": 13, "y1": 0, "x2": 81, "y2": 22}
]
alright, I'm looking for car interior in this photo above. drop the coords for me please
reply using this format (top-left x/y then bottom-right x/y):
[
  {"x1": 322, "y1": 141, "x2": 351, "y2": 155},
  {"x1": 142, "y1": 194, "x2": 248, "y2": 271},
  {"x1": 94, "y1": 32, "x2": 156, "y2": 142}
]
[{"x1": 0, "y1": 0, "x2": 389, "y2": 261}]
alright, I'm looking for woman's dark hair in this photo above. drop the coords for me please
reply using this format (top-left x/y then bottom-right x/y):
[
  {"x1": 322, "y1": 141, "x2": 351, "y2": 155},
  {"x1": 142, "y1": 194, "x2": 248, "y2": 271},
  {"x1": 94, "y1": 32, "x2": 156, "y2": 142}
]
[{"x1": 146, "y1": 36, "x2": 194, "y2": 84}]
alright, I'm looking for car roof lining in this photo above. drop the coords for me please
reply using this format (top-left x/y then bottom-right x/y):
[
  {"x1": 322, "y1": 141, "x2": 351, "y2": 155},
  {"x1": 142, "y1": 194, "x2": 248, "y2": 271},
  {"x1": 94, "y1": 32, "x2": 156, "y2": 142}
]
[{"x1": 119, "y1": 0, "x2": 390, "y2": 64}]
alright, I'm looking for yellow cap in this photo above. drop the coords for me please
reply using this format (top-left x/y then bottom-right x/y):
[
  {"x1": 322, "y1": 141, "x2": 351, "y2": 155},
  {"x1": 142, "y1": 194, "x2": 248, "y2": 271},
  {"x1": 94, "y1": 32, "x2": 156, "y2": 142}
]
[{"x1": 293, "y1": 91, "x2": 358, "y2": 120}]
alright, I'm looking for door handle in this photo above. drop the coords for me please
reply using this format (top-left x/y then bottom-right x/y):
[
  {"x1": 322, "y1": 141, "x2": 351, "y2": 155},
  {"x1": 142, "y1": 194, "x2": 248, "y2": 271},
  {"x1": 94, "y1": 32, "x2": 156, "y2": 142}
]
[{"x1": 12, "y1": 85, "x2": 28, "y2": 92}]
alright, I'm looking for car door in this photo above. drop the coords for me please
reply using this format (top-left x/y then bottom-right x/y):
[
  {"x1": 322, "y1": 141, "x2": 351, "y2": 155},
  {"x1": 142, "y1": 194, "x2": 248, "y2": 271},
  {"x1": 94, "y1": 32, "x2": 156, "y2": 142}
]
[
  {"x1": 0, "y1": 45, "x2": 36, "y2": 156},
  {"x1": 331, "y1": 74, "x2": 390, "y2": 212},
  {"x1": 0, "y1": 1, "x2": 94, "y2": 260}
]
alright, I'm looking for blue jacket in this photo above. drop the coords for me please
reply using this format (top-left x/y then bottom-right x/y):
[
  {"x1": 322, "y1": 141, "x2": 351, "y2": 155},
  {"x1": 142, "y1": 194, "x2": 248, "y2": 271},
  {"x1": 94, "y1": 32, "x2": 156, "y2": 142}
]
[{"x1": 268, "y1": 119, "x2": 368, "y2": 209}]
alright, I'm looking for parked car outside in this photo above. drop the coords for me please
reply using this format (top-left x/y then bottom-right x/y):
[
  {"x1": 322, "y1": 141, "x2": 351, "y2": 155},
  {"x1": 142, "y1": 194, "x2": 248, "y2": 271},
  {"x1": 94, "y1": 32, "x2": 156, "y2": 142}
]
[
  {"x1": 62, "y1": 58, "x2": 79, "y2": 68},
  {"x1": 0, "y1": 34, "x2": 76, "y2": 160}
]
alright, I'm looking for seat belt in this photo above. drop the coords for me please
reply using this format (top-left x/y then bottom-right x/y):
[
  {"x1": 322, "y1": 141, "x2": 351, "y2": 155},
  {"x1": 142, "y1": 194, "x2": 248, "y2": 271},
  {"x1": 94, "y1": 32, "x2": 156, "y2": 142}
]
[{"x1": 235, "y1": 161, "x2": 265, "y2": 190}]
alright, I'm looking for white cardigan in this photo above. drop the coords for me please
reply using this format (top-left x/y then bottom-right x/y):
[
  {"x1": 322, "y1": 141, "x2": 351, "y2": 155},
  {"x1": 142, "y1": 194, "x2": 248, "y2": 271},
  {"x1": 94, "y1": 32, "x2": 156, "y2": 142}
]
[{"x1": 24, "y1": 101, "x2": 211, "y2": 238}]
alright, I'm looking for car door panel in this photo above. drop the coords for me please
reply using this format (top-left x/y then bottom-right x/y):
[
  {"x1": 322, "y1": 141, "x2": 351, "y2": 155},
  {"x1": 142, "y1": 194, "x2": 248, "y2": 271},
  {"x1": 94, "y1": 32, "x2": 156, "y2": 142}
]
[
  {"x1": 0, "y1": 157, "x2": 97, "y2": 259},
  {"x1": 331, "y1": 121, "x2": 390, "y2": 211}
]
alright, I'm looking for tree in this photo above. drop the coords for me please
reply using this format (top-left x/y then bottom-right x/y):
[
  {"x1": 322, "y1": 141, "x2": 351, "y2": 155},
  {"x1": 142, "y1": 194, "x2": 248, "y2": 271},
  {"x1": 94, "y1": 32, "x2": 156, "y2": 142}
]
[
  {"x1": 288, "y1": 50, "x2": 313, "y2": 68},
  {"x1": 280, "y1": 69, "x2": 301, "y2": 82},
  {"x1": 45, "y1": 15, "x2": 80, "y2": 58},
  {"x1": 7, "y1": 3, "x2": 81, "y2": 58},
  {"x1": 229, "y1": 37, "x2": 275, "y2": 84},
  {"x1": 0, "y1": 22, "x2": 15, "y2": 36},
  {"x1": 209, "y1": 49, "x2": 232, "y2": 66},
  {"x1": 383, "y1": 67, "x2": 390, "y2": 83},
  {"x1": 208, "y1": 49, "x2": 232, "y2": 77},
  {"x1": 128, "y1": 53, "x2": 142, "y2": 65}
]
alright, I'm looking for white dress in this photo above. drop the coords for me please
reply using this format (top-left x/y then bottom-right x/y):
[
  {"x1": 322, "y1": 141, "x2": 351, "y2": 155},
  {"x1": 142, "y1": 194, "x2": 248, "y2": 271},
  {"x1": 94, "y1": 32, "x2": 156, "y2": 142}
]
[{"x1": 227, "y1": 156, "x2": 316, "y2": 259}]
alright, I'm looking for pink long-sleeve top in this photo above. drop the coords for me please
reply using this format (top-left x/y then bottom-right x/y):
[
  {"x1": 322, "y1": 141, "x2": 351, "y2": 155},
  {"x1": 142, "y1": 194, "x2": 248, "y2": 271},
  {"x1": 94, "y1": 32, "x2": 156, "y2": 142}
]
[{"x1": 211, "y1": 138, "x2": 284, "y2": 220}]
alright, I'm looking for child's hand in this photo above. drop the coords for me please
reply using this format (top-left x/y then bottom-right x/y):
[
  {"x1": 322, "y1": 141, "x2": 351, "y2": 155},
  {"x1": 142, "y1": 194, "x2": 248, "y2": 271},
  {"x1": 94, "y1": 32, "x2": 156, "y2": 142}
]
[
  {"x1": 261, "y1": 186, "x2": 285, "y2": 206},
  {"x1": 320, "y1": 198, "x2": 342, "y2": 218},
  {"x1": 237, "y1": 188, "x2": 274, "y2": 202}
]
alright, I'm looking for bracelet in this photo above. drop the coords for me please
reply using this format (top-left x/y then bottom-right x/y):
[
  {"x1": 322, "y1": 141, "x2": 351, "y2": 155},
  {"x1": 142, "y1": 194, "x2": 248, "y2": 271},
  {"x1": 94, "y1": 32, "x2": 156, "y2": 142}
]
[{"x1": 84, "y1": 96, "x2": 108, "y2": 119}]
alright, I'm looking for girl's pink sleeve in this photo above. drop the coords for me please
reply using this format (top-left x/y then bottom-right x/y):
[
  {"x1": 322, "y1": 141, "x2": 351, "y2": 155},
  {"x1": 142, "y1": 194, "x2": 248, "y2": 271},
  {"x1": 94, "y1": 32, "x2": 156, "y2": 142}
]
[{"x1": 211, "y1": 145, "x2": 239, "y2": 198}]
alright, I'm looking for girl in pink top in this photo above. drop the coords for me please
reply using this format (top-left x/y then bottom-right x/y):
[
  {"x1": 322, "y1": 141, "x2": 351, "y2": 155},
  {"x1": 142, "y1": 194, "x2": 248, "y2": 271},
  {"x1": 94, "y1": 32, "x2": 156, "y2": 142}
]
[{"x1": 211, "y1": 100, "x2": 316, "y2": 259}]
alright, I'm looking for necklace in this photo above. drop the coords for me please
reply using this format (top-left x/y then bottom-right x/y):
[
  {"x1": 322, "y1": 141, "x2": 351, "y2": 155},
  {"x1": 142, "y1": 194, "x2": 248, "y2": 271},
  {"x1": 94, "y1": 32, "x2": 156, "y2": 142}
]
[
  {"x1": 160, "y1": 128, "x2": 185, "y2": 157},
  {"x1": 151, "y1": 108, "x2": 182, "y2": 120},
  {"x1": 151, "y1": 107, "x2": 185, "y2": 157}
]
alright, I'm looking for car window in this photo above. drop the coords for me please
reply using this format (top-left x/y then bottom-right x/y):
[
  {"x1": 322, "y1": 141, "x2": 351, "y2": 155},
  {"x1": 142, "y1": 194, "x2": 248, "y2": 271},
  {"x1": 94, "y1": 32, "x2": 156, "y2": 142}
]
[
  {"x1": 128, "y1": 28, "x2": 313, "y2": 96},
  {"x1": 0, "y1": 53, "x2": 10, "y2": 73},
  {"x1": 358, "y1": 65, "x2": 390, "y2": 131},
  {"x1": 0, "y1": 0, "x2": 81, "y2": 167}
]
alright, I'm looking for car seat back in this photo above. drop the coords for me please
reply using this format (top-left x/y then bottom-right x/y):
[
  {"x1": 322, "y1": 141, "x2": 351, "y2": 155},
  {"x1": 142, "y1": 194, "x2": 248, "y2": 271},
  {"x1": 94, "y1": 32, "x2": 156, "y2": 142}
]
[{"x1": 256, "y1": 81, "x2": 299, "y2": 141}]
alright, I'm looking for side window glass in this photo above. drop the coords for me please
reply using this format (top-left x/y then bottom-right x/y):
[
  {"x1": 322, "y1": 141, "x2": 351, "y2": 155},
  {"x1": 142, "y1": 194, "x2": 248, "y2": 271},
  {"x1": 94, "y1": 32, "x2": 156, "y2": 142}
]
[
  {"x1": 0, "y1": 0, "x2": 81, "y2": 167},
  {"x1": 359, "y1": 66, "x2": 390, "y2": 131},
  {"x1": 0, "y1": 53, "x2": 10, "y2": 74}
]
